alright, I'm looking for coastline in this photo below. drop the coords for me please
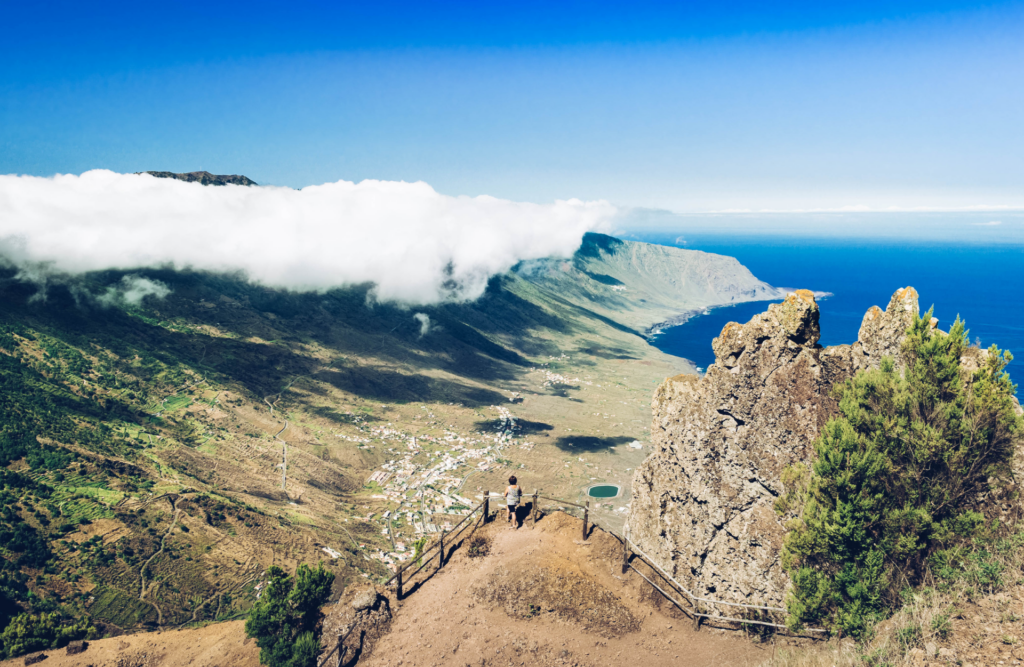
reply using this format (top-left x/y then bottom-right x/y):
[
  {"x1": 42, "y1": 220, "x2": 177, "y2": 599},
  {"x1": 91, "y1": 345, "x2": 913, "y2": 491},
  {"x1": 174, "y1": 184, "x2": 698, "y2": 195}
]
[
  {"x1": 642, "y1": 307, "x2": 704, "y2": 339},
  {"x1": 642, "y1": 288, "x2": 832, "y2": 340}
]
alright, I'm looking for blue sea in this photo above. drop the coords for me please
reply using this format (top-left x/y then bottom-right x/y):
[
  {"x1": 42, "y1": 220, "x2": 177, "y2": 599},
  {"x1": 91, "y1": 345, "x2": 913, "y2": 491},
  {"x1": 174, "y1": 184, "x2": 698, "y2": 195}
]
[{"x1": 638, "y1": 235, "x2": 1024, "y2": 379}]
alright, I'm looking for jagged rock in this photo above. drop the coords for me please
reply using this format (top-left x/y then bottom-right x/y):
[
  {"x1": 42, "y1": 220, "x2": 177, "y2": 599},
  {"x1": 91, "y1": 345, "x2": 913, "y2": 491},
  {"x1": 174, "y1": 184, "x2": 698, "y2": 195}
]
[{"x1": 626, "y1": 287, "x2": 921, "y2": 608}]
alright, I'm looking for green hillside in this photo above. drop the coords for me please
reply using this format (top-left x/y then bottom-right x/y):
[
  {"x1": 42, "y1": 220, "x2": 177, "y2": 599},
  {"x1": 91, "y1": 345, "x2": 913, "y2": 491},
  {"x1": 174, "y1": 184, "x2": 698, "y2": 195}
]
[{"x1": 0, "y1": 232, "x2": 776, "y2": 656}]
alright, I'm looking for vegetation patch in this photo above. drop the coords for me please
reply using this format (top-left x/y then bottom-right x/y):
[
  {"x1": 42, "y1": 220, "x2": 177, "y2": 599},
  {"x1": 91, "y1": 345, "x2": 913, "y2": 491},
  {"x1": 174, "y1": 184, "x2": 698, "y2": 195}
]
[
  {"x1": 783, "y1": 312, "x2": 1022, "y2": 638},
  {"x1": 473, "y1": 564, "x2": 640, "y2": 637},
  {"x1": 87, "y1": 585, "x2": 157, "y2": 628},
  {"x1": 245, "y1": 563, "x2": 334, "y2": 667}
]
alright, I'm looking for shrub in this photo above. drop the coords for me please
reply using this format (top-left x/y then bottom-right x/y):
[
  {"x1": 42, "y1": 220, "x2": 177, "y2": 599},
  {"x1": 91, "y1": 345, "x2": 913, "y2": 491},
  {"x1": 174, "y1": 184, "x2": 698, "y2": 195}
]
[
  {"x1": 0, "y1": 611, "x2": 95, "y2": 659},
  {"x1": 467, "y1": 535, "x2": 490, "y2": 558},
  {"x1": 411, "y1": 537, "x2": 428, "y2": 564},
  {"x1": 244, "y1": 562, "x2": 334, "y2": 667},
  {"x1": 783, "y1": 311, "x2": 1021, "y2": 637}
]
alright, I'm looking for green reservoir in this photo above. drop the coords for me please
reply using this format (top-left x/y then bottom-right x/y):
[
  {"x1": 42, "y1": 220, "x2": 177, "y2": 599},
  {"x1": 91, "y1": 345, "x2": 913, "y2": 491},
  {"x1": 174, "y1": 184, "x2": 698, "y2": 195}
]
[{"x1": 588, "y1": 485, "x2": 620, "y2": 498}]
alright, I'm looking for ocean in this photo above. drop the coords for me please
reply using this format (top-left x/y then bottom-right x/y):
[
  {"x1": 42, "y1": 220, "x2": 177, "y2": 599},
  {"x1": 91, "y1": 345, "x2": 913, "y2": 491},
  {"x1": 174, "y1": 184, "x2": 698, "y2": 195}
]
[{"x1": 637, "y1": 235, "x2": 1024, "y2": 379}]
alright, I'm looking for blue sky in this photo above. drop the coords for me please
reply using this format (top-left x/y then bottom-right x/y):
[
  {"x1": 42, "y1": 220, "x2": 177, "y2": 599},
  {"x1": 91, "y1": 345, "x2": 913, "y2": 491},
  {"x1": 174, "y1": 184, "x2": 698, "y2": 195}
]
[{"x1": 3, "y1": 1, "x2": 1024, "y2": 219}]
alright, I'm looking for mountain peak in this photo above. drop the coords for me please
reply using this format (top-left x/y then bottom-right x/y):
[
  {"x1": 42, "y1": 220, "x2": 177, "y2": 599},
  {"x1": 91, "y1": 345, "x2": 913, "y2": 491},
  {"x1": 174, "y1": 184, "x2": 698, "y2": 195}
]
[{"x1": 141, "y1": 170, "x2": 257, "y2": 186}]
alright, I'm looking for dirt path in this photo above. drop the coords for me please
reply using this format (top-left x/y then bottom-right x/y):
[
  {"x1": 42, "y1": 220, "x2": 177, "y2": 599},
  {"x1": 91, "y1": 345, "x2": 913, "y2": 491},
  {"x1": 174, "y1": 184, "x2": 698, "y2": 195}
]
[
  {"x1": 140, "y1": 497, "x2": 181, "y2": 625},
  {"x1": 352, "y1": 512, "x2": 776, "y2": 667}
]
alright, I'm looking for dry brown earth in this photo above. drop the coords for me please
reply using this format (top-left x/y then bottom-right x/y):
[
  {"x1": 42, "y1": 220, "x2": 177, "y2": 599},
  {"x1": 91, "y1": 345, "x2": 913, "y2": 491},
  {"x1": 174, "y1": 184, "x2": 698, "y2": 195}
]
[
  {"x1": 341, "y1": 511, "x2": 786, "y2": 667},
  {"x1": 0, "y1": 621, "x2": 258, "y2": 667}
]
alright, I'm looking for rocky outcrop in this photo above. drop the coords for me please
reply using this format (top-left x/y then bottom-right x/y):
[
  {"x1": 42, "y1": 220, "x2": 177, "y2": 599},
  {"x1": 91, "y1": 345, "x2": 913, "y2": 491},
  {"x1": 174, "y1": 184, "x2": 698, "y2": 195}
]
[{"x1": 625, "y1": 287, "x2": 920, "y2": 608}]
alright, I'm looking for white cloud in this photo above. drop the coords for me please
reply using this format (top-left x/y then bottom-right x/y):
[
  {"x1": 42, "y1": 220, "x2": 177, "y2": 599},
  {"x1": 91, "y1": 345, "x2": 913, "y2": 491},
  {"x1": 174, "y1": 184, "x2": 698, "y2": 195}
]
[
  {"x1": 413, "y1": 313, "x2": 431, "y2": 337},
  {"x1": 97, "y1": 275, "x2": 171, "y2": 307},
  {"x1": 972, "y1": 220, "x2": 1003, "y2": 226},
  {"x1": 0, "y1": 170, "x2": 614, "y2": 304}
]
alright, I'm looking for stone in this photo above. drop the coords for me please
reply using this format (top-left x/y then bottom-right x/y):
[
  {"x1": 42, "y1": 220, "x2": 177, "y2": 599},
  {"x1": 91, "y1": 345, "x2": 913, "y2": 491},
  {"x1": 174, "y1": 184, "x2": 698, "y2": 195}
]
[
  {"x1": 65, "y1": 640, "x2": 88, "y2": 655},
  {"x1": 626, "y1": 288, "x2": 920, "y2": 607},
  {"x1": 938, "y1": 647, "x2": 956, "y2": 660},
  {"x1": 908, "y1": 648, "x2": 926, "y2": 664},
  {"x1": 352, "y1": 587, "x2": 379, "y2": 611}
]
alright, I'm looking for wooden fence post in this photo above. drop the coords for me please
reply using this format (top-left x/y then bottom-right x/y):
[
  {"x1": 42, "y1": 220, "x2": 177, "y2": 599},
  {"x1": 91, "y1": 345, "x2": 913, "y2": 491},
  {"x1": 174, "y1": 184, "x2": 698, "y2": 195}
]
[
  {"x1": 482, "y1": 491, "x2": 489, "y2": 524},
  {"x1": 582, "y1": 501, "x2": 589, "y2": 541},
  {"x1": 532, "y1": 492, "x2": 539, "y2": 528},
  {"x1": 438, "y1": 530, "x2": 445, "y2": 569},
  {"x1": 621, "y1": 536, "x2": 630, "y2": 574},
  {"x1": 396, "y1": 569, "x2": 403, "y2": 599}
]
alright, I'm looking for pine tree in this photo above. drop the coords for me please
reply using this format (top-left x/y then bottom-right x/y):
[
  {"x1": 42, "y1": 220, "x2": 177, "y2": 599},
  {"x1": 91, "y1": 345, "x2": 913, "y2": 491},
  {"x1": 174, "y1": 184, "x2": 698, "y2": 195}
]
[
  {"x1": 245, "y1": 563, "x2": 334, "y2": 667},
  {"x1": 783, "y1": 311, "x2": 1021, "y2": 636}
]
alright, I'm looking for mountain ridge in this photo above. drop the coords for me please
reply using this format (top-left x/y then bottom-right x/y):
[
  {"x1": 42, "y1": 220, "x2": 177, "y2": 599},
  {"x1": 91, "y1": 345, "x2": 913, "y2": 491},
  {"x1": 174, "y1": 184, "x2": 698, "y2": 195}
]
[{"x1": 139, "y1": 171, "x2": 257, "y2": 186}]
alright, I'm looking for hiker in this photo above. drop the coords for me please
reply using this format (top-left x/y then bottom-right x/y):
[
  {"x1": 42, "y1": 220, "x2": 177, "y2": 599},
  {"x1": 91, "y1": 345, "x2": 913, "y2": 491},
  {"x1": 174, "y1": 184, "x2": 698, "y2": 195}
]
[{"x1": 504, "y1": 475, "x2": 522, "y2": 528}]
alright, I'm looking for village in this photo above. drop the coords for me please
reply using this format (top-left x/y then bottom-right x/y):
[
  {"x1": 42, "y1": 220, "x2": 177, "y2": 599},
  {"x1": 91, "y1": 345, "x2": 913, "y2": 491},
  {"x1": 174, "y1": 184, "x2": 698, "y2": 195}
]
[
  {"x1": 314, "y1": 357, "x2": 652, "y2": 571},
  {"x1": 346, "y1": 402, "x2": 533, "y2": 569}
]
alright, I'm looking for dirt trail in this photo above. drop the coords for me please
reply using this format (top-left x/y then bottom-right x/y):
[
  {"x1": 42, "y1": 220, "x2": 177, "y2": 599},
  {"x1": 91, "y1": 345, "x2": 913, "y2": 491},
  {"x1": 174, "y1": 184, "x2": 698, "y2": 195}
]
[
  {"x1": 140, "y1": 496, "x2": 180, "y2": 625},
  {"x1": 350, "y1": 511, "x2": 778, "y2": 667}
]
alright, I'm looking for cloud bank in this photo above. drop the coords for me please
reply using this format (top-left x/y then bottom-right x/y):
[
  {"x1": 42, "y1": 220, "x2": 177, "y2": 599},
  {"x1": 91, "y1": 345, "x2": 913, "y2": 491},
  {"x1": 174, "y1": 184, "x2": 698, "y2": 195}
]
[{"x1": 0, "y1": 170, "x2": 614, "y2": 304}]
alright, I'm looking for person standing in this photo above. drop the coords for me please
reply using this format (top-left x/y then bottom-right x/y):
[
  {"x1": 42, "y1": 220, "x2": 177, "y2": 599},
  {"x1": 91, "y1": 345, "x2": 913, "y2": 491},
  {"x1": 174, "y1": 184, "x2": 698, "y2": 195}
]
[{"x1": 504, "y1": 476, "x2": 521, "y2": 529}]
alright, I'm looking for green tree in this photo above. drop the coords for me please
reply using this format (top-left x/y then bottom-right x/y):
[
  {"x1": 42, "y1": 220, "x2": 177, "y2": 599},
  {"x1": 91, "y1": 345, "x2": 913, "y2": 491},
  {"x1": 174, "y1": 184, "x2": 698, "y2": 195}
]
[
  {"x1": 244, "y1": 563, "x2": 334, "y2": 667},
  {"x1": 0, "y1": 611, "x2": 95, "y2": 658},
  {"x1": 783, "y1": 312, "x2": 1021, "y2": 637}
]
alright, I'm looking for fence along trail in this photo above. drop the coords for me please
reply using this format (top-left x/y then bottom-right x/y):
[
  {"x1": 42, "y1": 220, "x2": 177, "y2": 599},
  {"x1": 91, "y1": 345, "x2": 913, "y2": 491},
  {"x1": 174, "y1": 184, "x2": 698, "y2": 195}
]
[{"x1": 318, "y1": 491, "x2": 822, "y2": 667}]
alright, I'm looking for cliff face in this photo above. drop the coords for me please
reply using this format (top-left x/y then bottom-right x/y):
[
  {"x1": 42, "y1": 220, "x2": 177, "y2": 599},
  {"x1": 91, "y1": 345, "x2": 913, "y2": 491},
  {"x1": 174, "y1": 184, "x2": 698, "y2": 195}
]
[
  {"x1": 515, "y1": 233, "x2": 787, "y2": 335},
  {"x1": 625, "y1": 287, "x2": 920, "y2": 607}
]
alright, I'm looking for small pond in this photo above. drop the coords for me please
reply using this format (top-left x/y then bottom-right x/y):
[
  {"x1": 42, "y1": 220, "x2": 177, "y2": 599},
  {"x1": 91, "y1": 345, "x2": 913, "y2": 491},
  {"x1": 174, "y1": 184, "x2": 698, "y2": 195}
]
[{"x1": 587, "y1": 484, "x2": 621, "y2": 499}]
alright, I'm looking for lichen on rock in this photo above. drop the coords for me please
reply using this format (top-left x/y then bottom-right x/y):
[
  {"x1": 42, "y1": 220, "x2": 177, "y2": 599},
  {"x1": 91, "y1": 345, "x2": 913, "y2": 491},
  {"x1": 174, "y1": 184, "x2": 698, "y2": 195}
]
[{"x1": 626, "y1": 287, "x2": 923, "y2": 609}]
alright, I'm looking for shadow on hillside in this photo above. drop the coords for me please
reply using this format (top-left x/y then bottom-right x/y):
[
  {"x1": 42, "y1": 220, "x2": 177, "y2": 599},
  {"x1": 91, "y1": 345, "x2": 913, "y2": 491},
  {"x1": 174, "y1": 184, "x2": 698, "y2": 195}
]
[
  {"x1": 576, "y1": 344, "x2": 639, "y2": 360},
  {"x1": 317, "y1": 367, "x2": 506, "y2": 407},
  {"x1": 309, "y1": 406, "x2": 384, "y2": 426},
  {"x1": 471, "y1": 418, "x2": 554, "y2": 436},
  {"x1": 552, "y1": 435, "x2": 634, "y2": 452},
  {"x1": 580, "y1": 270, "x2": 625, "y2": 286},
  {"x1": 0, "y1": 263, "x2": 646, "y2": 414}
]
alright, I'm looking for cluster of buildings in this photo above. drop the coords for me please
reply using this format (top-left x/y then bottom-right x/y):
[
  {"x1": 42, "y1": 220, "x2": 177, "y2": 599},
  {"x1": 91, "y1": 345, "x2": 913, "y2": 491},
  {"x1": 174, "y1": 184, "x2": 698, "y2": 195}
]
[{"x1": 359, "y1": 408, "x2": 532, "y2": 570}]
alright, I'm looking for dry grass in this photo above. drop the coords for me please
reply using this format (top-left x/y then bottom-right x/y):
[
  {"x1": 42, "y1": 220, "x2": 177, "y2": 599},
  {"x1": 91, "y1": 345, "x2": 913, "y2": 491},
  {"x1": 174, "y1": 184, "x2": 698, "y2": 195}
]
[{"x1": 761, "y1": 528, "x2": 1024, "y2": 667}]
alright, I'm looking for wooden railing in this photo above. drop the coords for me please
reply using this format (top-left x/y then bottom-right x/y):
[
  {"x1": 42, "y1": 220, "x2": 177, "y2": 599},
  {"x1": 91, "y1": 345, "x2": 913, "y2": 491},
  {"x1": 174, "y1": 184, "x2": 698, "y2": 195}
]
[
  {"x1": 318, "y1": 493, "x2": 821, "y2": 665},
  {"x1": 378, "y1": 490, "x2": 589, "y2": 597},
  {"x1": 617, "y1": 533, "x2": 824, "y2": 634},
  {"x1": 319, "y1": 491, "x2": 589, "y2": 666}
]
